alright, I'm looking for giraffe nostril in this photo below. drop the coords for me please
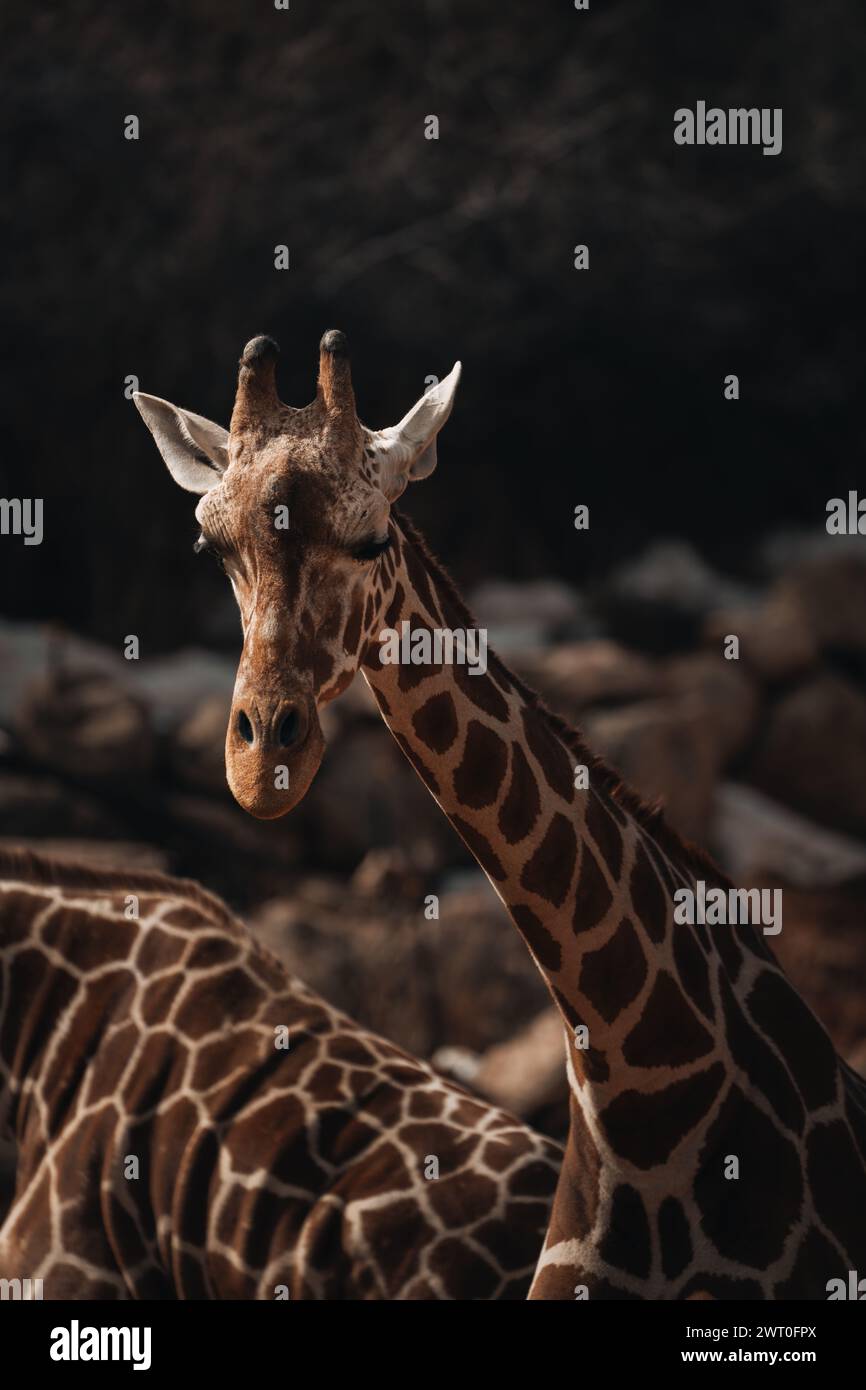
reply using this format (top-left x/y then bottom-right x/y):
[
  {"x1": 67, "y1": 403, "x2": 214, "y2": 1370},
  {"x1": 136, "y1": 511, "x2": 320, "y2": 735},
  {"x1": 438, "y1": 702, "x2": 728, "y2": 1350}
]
[
  {"x1": 237, "y1": 710, "x2": 255, "y2": 745},
  {"x1": 277, "y1": 709, "x2": 300, "y2": 748}
]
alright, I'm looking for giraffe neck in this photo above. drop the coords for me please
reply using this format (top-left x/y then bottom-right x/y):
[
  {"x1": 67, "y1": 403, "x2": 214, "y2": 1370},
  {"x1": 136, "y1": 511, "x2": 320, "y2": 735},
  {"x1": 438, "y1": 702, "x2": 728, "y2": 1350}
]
[
  {"x1": 361, "y1": 515, "x2": 866, "y2": 1298},
  {"x1": 361, "y1": 513, "x2": 748, "y2": 1095}
]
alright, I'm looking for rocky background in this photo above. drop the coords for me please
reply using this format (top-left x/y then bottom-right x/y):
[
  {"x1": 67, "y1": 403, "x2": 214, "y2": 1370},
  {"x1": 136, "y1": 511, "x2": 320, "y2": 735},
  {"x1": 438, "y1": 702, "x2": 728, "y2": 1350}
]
[{"x1": 3, "y1": 5, "x2": 866, "y2": 1140}]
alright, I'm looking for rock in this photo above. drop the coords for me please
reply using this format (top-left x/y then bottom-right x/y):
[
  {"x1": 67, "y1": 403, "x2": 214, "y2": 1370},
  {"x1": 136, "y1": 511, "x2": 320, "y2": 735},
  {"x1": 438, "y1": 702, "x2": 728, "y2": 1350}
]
[
  {"x1": 15, "y1": 668, "x2": 155, "y2": 782},
  {"x1": 710, "y1": 782, "x2": 866, "y2": 888},
  {"x1": 171, "y1": 693, "x2": 232, "y2": 794},
  {"x1": 153, "y1": 793, "x2": 299, "y2": 906},
  {"x1": 0, "y1": 621, "x2": 236, "y2": 745},
  {"x1": 126, "y1": 649, "x2": 235, "y2": 735},
  {"x1": 759, "y1": 526, "x2": 866, "y2": 580},
  {"x1": 166, "y1": 792, "x2": 300, "y2": 868},
  {"x1": 664, "y1": 653, "x2": 760, "y2": 764},
  {"x1": 301, "y1": 724, "x2": 458, "y2": 871},
  {"x1": 350, "y1": 847, "x2": 429, "y2": 900},
  {"x1": 248, "y1": 886, "x2": 439, "y2": 1060},
  {"x1": 469, "y1": 578, "x2": 595, "y2": 651},
  {"x1": 249, "y1": 871, "x2": 549, "y2": 1061},
  {"x1": 250, "y1": 890, "x2": 361, "y2": 998},
  {"x1": 0, "y1": 621, "x2": 120, "y2": 728},
  {"x1": 431, "y1": 1045, "x2": 482, "y2": 1088},
  {"x1": 597, "y1": 540, "x2": 755, "y2": 654},
  {"x1": 703, "y1": 591, "x2": 818, "y2": 681},
  {"x1": 848, "y1": 1039, "x2": 866, "y2": 1079},
  {"x1": 0, "y1": 773, "x2": 129, "y2": 839},
  {"x1": 333, "y1": 672, "x2": 381, "y2": 721},
  {"x1": 434, "y1": 880, "x2": 553, "y2": 1052},
  {"x1": 782, "y1": 555, "x2": 866, "y2": 655},
  {"x1": 318, "y1": 671, "x2": 382, "y2": 747},
  {"x1": 746, "y1": 674, "x2": 866, "y2": 838},
  {"x1": 435, "y1": 1006, "x2": 569, "y2": 1141},
  {"x1": 0, "y1": 836, "x2": 168, "y2": 873},
  {"x1": 769, "y1": 877, "x2": 866, "y2": 1063},
  {"x1": 515, "y1": 640, "x2": 660, "y2": 718},
  {"x1": 438, "y1": 866, "x2": 492, "y2": 897},
  {"x1": 584, "y1": 698, "x2": 718, "y2": 842},
  {"x1": 458, "y1": 1007, "x2": 567, "y2": 1119}
]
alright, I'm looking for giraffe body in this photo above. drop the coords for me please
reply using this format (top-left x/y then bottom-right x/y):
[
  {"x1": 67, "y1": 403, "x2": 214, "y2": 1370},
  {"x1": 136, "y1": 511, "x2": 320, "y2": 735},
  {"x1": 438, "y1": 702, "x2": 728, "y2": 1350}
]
[
  {"x1": 0, "y1": 848, "x2": 560, "y2": 1299},
  {"x1": 136, "y1": 331, "x2": 866, "y2": 1298}
]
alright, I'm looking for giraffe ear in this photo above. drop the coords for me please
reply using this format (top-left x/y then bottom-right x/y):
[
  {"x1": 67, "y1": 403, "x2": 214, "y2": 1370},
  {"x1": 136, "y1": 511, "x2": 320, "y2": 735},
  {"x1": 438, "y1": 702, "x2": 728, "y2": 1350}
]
[
  {"x1": 367, "y1": 362, "x2": 461, "y2": 501},
  {"x1": 133, "y1": 392, "x2": 229, "y2": 494}
]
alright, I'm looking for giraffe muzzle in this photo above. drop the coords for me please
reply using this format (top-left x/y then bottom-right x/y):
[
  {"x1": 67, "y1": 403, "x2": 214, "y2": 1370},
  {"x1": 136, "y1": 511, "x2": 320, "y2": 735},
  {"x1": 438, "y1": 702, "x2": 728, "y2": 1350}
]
[{"x1": 224, "y1": 690, "x2": 324, "y2": 819}]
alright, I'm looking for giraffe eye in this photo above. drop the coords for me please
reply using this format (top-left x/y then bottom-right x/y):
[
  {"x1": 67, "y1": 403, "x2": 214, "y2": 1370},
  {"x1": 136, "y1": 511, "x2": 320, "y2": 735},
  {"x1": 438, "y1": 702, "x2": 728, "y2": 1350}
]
[
  {"x1": 351, "y1": 535, "x2": 392, "y2": 563},
  {"x1": 193, "y1": 536, "x2": 226, "y2": 571}
]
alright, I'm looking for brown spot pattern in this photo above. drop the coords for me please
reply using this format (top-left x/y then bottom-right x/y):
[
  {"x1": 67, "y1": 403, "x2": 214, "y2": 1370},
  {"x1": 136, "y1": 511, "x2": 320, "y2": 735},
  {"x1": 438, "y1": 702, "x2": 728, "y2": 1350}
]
[
  {"x1": 579, "y1": 918, "x2": 647, "y2": 1025},
  {"x1": 454, "y1": 663, "x2": 510, "y2": 722},
  {"x1": 629, "y1": 841, "x2": 669, "y2": 944},
  {"x1": 572, "y1": 844, "x2": 612, "y2": 932},
  {"x1": 602, "y1": 1063, "x2": 725, "y2": 1168},
  {"x1": 521, "y1": 708, "x2": 575, "y2": 802},
  {"x1": 412, "y1": 691, "x2": 459, "y2": 754},
  {"x1": 746, "y1": 968, "x2": 838, "y2": 1112},
  {"x1": 672, "y1": 920, "x2": 715, "y2": 1021},
  {"x1": 720, "y1": 973, "x2": 804, "y2": 1134},
  {"x1": 511, "y1": 904, "x2": 562, "y2": 972},
  {"x1": 520, "y1": 813, "x2": 577, "y2": 907},
  {"x1": 658, "y1": 1196, "x2": 693, "y2": 1279},
  {"x1": 586, "y1": 792, "x2": 623, "y2": 879},
  {"x1": 498, "y1": 743, "x2": 541, "y2": 844},
  {"x1": 623, "y1": 970, "x2": 714, "y2": 1069},
  {"x1": 449, "y1": 814, "x2": 506, "y2": 881},
  {"x1": 695, "y1": 1084, "x2": 803, "y2": 1267},
  {"x1": 599, "y1": 1184, "x2": 651, "y2": 1278},
  {"x1": 453, "y1": 719, "x2": 509, "y2": 809}
]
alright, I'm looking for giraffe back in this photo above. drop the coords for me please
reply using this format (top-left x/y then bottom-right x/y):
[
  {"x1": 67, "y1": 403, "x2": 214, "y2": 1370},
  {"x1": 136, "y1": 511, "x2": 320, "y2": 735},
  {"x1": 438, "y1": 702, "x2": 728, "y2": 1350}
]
[{"x1": 0, "y1": 849, "x2": 560, "y2": 1299}]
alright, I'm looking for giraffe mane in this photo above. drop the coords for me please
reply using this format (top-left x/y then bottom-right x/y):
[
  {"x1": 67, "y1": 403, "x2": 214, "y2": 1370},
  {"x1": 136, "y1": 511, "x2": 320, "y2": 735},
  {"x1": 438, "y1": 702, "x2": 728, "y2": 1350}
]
[
  {"x1": 0, "y1": 846, "x2": 241, "y2": 935},
  {"x1": 395, "y1": 508, "x2": 730, "y2": 888}
]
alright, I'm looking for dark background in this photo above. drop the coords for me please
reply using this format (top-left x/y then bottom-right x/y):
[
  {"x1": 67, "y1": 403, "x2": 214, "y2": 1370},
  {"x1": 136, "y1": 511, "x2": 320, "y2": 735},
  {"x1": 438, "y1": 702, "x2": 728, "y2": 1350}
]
[{"x1": 2, "y1": 0, "x2": 865, "y2": 650}]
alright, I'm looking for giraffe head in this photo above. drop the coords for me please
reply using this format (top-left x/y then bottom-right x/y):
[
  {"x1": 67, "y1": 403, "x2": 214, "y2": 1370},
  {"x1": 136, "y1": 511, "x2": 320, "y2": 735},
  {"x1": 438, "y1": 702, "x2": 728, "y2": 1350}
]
[{"x1": 135, "y1": 332, "x2": 460, "y2": 818}]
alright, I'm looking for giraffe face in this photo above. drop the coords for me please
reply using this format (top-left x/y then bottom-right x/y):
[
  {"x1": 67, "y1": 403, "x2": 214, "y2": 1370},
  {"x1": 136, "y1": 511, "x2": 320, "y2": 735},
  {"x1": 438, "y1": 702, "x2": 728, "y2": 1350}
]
[
  {"x1": 135, "y1": 332, "x2": 460, "y2": 818},
  {"x1": 193, "y1": 434, "x2": 393, "y2": 817}
]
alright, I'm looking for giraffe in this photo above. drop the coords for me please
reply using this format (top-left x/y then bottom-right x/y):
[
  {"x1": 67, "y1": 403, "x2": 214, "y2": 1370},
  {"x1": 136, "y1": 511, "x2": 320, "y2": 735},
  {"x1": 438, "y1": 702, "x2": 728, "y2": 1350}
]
[
  {"x1": 136, "y1": 331, "x2": 866, "y2": 1299},
  {"x1": 0, "y1": 846, "x2": 560, "y2": 1299}
]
